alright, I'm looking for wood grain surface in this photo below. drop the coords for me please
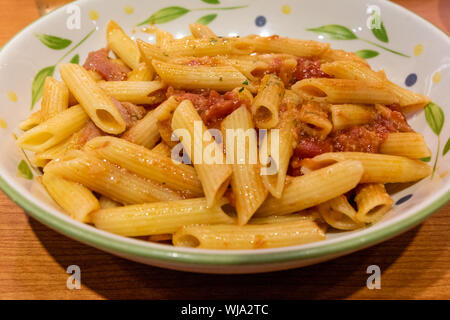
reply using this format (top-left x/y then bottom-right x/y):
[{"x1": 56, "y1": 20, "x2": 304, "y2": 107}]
[{"x1": 0, "y1": 0, "x2": 449, "y2": 300}]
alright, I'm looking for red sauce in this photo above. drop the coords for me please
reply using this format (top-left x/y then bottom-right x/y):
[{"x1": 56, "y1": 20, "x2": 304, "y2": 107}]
[
  {"x1": 293, "y1": 57, "x2": 331, "y2": 81},
  {"x1": 288, "y1": 136, "x2": 332, "y2": 176},
  {"x1": 288, "y1": 106, "x2": 413, "y2": 176},
  {"x1": 167, "y1": 87, "x2": 249, "y2": 127},
  {"x1": 83, "y1": 48, "x2": 130, "y2": 81}
]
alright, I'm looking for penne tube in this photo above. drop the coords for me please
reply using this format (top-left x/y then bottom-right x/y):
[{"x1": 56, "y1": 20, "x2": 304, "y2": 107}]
[
  {"x1": 308, "y1": 152, "x2": 432, "y2": 183},
  {"x1": 173, "y1": 220, "x2": 326, "y2": 249},
  {"x1": 355, "y1": 184, "x2": 394, "y2": 223},
  {"x1": 292, "y1": 78, "x2": 399, "y2": 105},
  {"x1": 152, "y1": 59, "x2": 247, "y2": 91},
  {"x1": 155, "y1": 28, "x2": 175, "y2": 48},
  {"x1": 256, "y1": 160, "x2": 364, "y2": 217},
  {"x1": 92, "y1": 198, "x2": 234, "y2": 237},
  {"x1": 121, "y1": 96, "x2": 180, "y2": 148},
  {"x1": 107, "y1": 20, "x2": 141, "y2": 69},
  {"x1": 40, "y1": 77, "x2": 69, "y2": 121},
  {"x1": 19, "y1": 111, "x2": 42, "y2": 131},
  {"x1": 127, "y1": 62, "x2": 154, "y2": 81},
  {"x1": 44, "y1": 150, "x2": 182, "y2": 204},
  {"x1": 16, "y1": 105, "x2": 89, "y2": 152},
  {"x1": 380, "y1": 132, "x2": 431, "y2": 159},
  {"x1": 233, "y1": 36, "x2": 330, "y2": 57},
  {"x1": 330, "y1": 104, "x2": 375, "y2": 131},
  {"x1": 98, "y1": 81, "x2": 166, "y2": 104},
  {"x1": 297, "y1": 102, "x2": 332, "y2": 139},
  {"x1": 42, "y1": 172, "x2": 99, "y2": 223},
  {"x1": 151, "y1": 141, "x2": 172, "y2": 158},
  {"x1": 60, "y1": 63, "x2": 126, "y2": 134},
  {"x1": 261, "y1": 102, "x2": 295, "y2": 198},
  {"x1": 172, "y1": 100, "x2": 232, "y2": 206},
  {"x1": 84, "y1": 136, "x2": 203, "y2": 197},
  {"x1": 221, "y1": 106, "x2": 268, "y2": 225},
  {"x1": 318, "y1": 195, "x2": 364, "y2": 230},
  {"x1": 249, "y1": 211, "x2": 321, "y2": 224},
  {"x1": 99, "y1": 196, "x2": 122, "y2": 209},
  {"x1": 251, "y1": 74, "x2": 284, "y2": 128},
  {"x1": 189, "y1": 23, "x2": 217, "y2": 39},
  {"x1": 321, "y1": 60, "x2": 382, "y2": 82},
  {"x1": 163, "y1": 37, "x2": 233, "y2": 57},
  {"x1": 320, "y1": 61, "x2": 430, "y2": 112},
  {"x1": 137, "y1": 39, "x2": 173, "y2": 64}
]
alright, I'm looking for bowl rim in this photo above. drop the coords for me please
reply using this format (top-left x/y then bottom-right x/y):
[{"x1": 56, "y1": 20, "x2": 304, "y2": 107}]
[{"x1": 0, "y1": 0, "x2": 449, "y2": 266}]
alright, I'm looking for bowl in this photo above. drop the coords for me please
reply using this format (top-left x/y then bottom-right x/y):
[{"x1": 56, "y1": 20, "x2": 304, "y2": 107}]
[{"x1": 0, "y1": 0, "x2": 448, "y2": 274}]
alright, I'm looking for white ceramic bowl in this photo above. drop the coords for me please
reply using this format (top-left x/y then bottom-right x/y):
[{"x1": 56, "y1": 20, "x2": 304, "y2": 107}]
[{"x1": 0, "y1": 0, "x2": 448, "y2": 273}]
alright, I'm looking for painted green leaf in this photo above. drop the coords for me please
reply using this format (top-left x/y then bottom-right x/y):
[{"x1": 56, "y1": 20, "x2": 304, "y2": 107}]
[
  {"x1": 424, "y1": 102, "x2": 445, "y2": 135},
  {"x1": 70, "y1": 54, "x2": 80, "y2": 64},
  {"x1": 420, "y1": 156, "x2": 431, "y2": 162},
  {"x1": 34, "y1": 33, "x2": 72, "y2": 50},
  {"x1": 354, "y1": 49, "x2": 379, "y2": 59},
  {"x1": 31, "y1": 65, "x2": 55, "y2": 109},
  {"x1": 306, "y1": 25, "x2": 358, "y2": 40},
  {"x1": 196, "y1": 14, "x2": 217, "y2": 25},
  {"x1": 372, "y1": 21, "x2": 389, "y2": 43},
  {"x1": 443, "y1": 138, "x2": 450, "y2": 156},
  {"x1": 17, "y1": 160, "x2": 33, "y2": 180},
  {"x1": 201, "y1": 0, "x2": 220, "y2": 4},
  {"x1": 138, "y1": 6, "x2": 190, "y2": 25}
]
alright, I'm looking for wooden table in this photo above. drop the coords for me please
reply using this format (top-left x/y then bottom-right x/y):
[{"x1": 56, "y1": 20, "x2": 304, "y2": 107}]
[{"x1": 0, "y1": 0, "x2": 448, "y2": 300}]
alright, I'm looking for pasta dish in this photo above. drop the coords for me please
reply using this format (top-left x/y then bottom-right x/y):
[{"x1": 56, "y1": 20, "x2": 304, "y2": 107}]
[{"x1": 16, "y1": 22, "x2": 432, "y2": 249}]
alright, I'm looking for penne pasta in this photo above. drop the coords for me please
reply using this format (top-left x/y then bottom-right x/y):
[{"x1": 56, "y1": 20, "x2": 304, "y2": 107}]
[
  {"x1": 107, "y1": 20, "x2": 141, "y2": 69},
  {"x1": 297, "y1": 102, "x2": 332, "y2": 139},
  {"x1": 355, "y1": 184, "x2": 394, "y2": 223},
  {"x1": 172, "y1": 100, "x2": 232, "y2": 206},
  {"x1": 44, "y1": 150, "x2": 182, "y2": 205},
  {"x1": 189, "y1": 23, "x2": 217, "y2": 39},
  {"x1": 292, "y1": 78, "x2": 399, "y2": 105},
  {"x1": 92, "y1": 198, "x2": 234, "y2": 237},
  {"x1": 151, "y1": 141, "x2": 172, "y2": 158},
  {"x1": 60, "y1": 63, "x2": 127, "y2": 134},
  {"x1": 221, "y1": 106, "x2": 268, "y2": 225},
  {"x1": 318, "y1": 195, "x2": 364, "y2": 230},
  {"x1": 19, "y1": 110, "x2": 42, "y2": 131},
  {"x1": 152, "y1": 59, "x2": 247, "y2": 91},
  {"x1": 233, "y1": 36, "x2": 330, "y2": 57},
  {"x1": 251, "y1": 74, "x2": 284, "y2": 128},
  {"x1": 17, "y1": 105, "x2": 88, "y2": 152},
  {"x1": 380, "y1": 132, "x2": 431, "y2": 159},
  {"x1": 127, "y1": 62, "x2": 154, "y2": 81},
  {"x1": 308, "y1": 152, "x2": 432, "y2": 183},
  {"x1": 98, "y1": 80, "x2": 166, "y2": 104},
  {"x1": 330, "y1": 104, "x2": 375, "y2": 130},
  {"x1": 99, "y1": 196, "x2": 122, "y2": 209},
  {"x1": 121, "y1": 96, "x2": 180, "y2": 148},
  {"x1": 261, "y1": 101, "x2": 295, "y2": 198},
  {"x1": 40, "y1": 77, "x2": 69, "y2": 121},
  {"x1": 163, "y1": 38, "x2": 233, "y2": 57},
  {"x1": 42, "y1": 172, "x2": 99, "y2": 223},
  {"x1": 321, "y1": 60, "x2": 430, "y2": 112},
  {"x1": 256, "y1": 160, "x2": 364, "y2": 217},
  {"x1": 173, "y1": 220, "x2": 326, "y2": 249},
  {"x1": 84, "y1": 136, "x2": 204, "y2": 197}
]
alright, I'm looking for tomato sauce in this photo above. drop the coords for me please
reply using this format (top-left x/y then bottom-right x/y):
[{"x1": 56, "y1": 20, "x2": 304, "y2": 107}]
[{"x1": 166, "y1": 87, "x2": 250, "y2": 127}]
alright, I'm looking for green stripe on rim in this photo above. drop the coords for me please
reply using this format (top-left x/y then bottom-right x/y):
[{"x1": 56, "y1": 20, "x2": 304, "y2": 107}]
[{"x1": 0, "y1": 0, "x2": 449, "y2": 267}]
